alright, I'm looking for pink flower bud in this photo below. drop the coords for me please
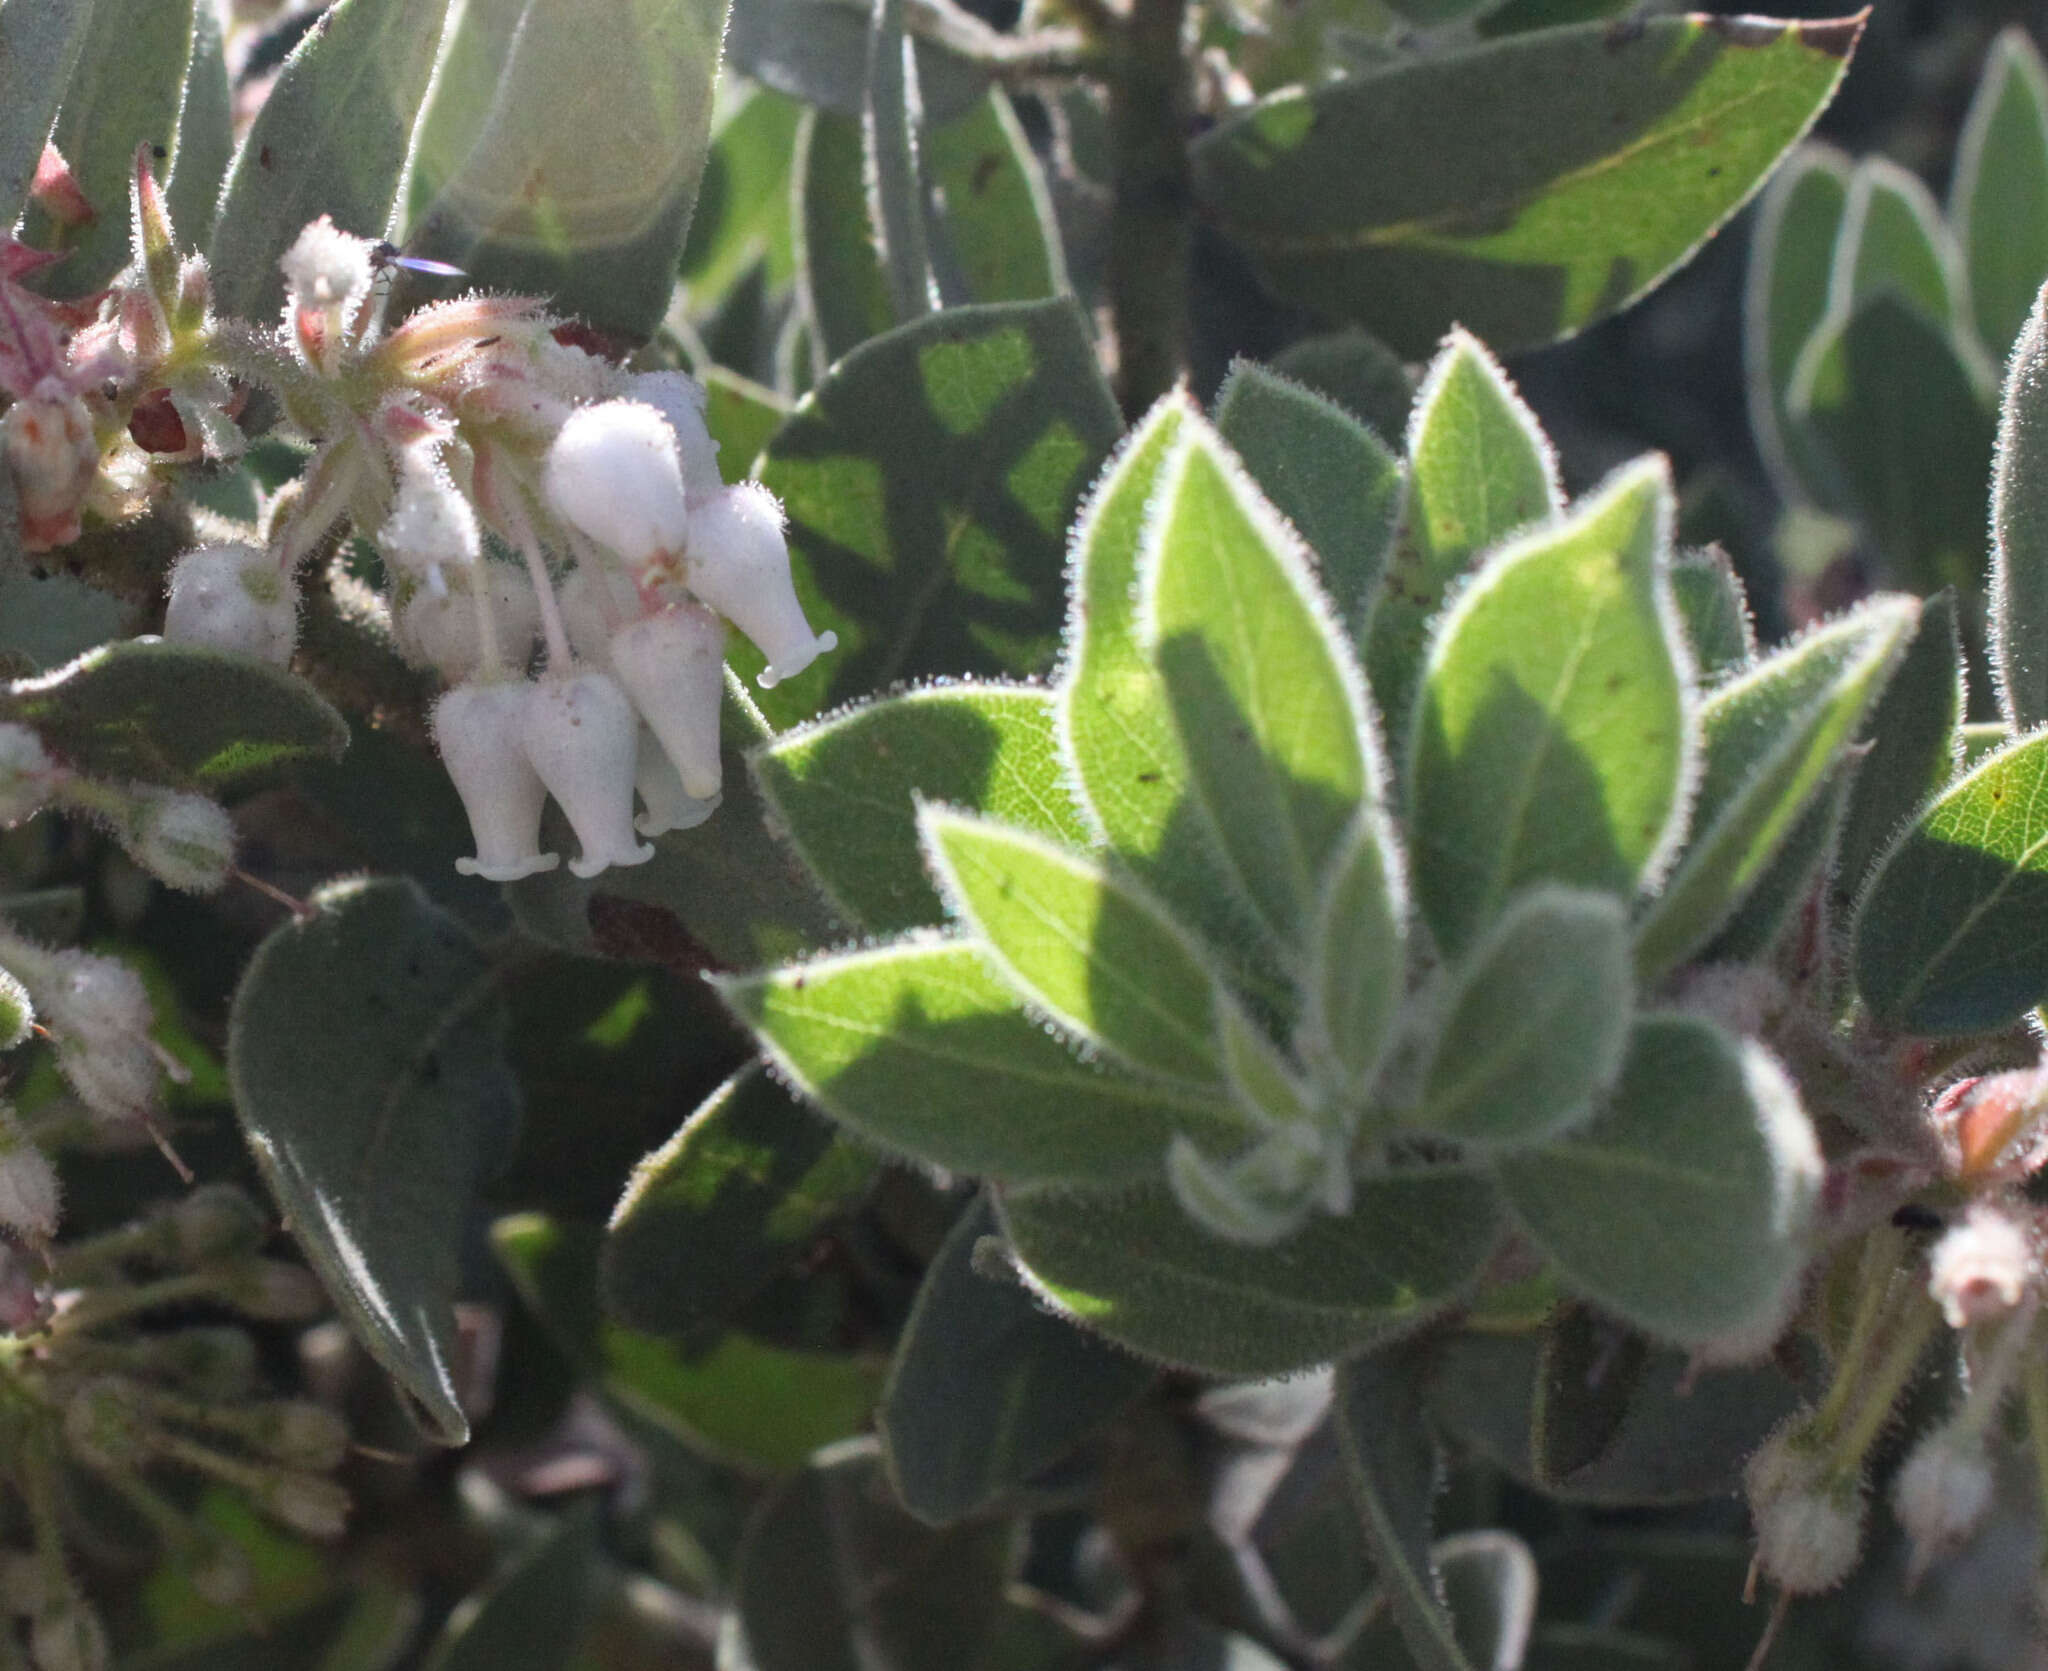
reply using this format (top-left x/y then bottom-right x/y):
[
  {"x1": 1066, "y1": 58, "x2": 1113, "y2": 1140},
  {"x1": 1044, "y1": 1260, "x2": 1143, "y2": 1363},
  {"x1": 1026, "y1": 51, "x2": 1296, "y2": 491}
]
[
  {"x1": 164, "y1": 544, "x2": 299, "y2": 665},
  {"x1": 395, "y1": 565, "x2": 539, "y2": 684},
  {"x1": 609, "y1": 602, "x2": 726, "y2": 801},
  {"x1": 542, "y1": 400, "x2": 690, "y2": 569},
  {"x1": 684, "y1": 484, "x2": 836, "y2": 689},
  {"x1": 433, "y1": 682, "x2": 560, "y2": 882},
  {"x1": 4, "y1": 380, "x2": 98, "y2": 551},
  {"x1": 517, "y1": 672, "x2": 653, "y2": 878},
  {"x1": 1928, "y1": 1203, "x2": 2035, "y2": 1329},
  {"x1": 0, "y1": 723, "x2": 58, "y2": 825},
  {"x1": 30, "y1": 143, "x2": 94, "y2": 229},
  {"x1": 635, "y1": 727, "x2": 719, "y2": 836},
  {"x1": 628, "y1": 370, "x2": 724, "y2": 502}
]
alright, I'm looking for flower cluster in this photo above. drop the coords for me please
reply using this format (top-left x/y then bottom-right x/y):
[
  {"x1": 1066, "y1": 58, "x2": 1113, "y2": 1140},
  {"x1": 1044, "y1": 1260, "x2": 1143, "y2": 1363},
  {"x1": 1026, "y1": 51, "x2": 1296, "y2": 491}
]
[
  {"x1": 0, "y1": 1182, "x2": 343, "y2": 1671},
  {"x1": 1741, "y1": 1062, "x2": 2048, "y2": 1601}
]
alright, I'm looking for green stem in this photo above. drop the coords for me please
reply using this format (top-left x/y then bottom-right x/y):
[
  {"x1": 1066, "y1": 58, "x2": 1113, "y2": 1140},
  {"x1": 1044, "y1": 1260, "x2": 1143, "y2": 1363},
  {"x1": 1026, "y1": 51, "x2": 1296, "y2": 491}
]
[
  {"x1": 1825, "y1": 1294, "x2": 1942, "y2": 1483},
  {"x1": 1811, "y1": 1228, "x2": 1905, "y2": 1441},
  {"x1": 1106, "y1": 0, "x2": 1191, "y2": 417}
]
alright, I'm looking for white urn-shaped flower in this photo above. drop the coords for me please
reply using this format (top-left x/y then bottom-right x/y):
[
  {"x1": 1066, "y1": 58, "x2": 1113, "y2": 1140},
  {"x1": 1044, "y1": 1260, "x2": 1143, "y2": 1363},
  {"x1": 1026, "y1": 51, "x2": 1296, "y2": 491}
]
[
  {"x1": 608, "y1": 601, "x2": 726, "y2": 801},
  {"x1": 433, "y1": 681, "x2": 558, "y2": 882},
  {"x1": 684, "y1": 483, "x2": 836, "y2": 689},
  {"x1": 517, "y1": 670, "x2": 653, "y2": 878}
]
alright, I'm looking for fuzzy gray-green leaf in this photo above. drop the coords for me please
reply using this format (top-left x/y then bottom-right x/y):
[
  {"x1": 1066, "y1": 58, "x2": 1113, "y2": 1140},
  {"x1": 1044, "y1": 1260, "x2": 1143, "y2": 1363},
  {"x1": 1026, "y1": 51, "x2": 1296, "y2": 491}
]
[
  {"x1": 718, "y1": 937, "x2": 1245, "y2": 1185},
  {"x1": 1953, "y1": 28, "x2": 2048, "y2": 360},
  {"x1": 1416, "y1": 887, "x2": 1631, "y2": 1149},
  {"x1": 1992, "y1": 283, "x2": 2048, "y2": 731},
  {"x1": 1215, "y1": 361, "x2": 1405, "y2": 642},
  {"x1": 0, "y1": 0, "x2": 94, "y2": 231},
  {"x1": 1854, "y1": 731, "x2": 2048, "y2": 1034},
  {"x1": 1408, "y1": 458, "x2": 1689, "y2": 961},
  {"x1": 1493, "y1": 1016, "x2": 1821, "y2": 1346},
  {"x1": 228, "y1": 878, "x2": 519, "y2": 1444}
]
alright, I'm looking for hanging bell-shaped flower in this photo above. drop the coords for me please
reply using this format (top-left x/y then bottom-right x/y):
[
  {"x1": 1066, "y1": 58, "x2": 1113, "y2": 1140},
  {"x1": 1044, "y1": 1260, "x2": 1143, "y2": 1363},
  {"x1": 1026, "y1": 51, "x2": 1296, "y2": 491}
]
[
  {"x1": 684, "y1": 484, "x2": 836, "y2": 689},
  {"x1": 628, "y1": 370, "x2": 723, "y2": 504},
  {"x1": 608, "y1": 601, "x2": 726, "y2": 801},
  {"x1": 542, "y1": 401, "x2": 689, "y2": 573},
  {"x1": 433, "y1": 682, "x2": 559, "y2": 881},
  {"x1": 517, "y1": 671, "x2": 653, "y2": 878},
  {"x1": 634, "y1": 728, "x2": 720, "y2": 836}
]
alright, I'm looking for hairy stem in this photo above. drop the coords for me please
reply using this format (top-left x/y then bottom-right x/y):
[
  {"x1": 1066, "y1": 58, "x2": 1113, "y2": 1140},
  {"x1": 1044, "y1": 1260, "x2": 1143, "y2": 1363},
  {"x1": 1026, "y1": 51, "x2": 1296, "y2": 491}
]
[{"x1": 1106, "y1": 0, "x2": 1191, "y2": 417}]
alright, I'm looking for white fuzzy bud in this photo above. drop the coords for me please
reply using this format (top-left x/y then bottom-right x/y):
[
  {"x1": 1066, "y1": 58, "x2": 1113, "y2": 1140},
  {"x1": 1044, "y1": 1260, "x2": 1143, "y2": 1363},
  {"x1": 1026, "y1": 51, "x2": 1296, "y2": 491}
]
[
  {"x1": 258, "y1": 1473, "x2": 350, "y2": 1540},
  {"x1": 628, "y1": 370, "x2": 724, "y2": 502},
  {"x1": 395, "y1": 565, "x2": 540, "y2": 684},
  {"x1": 39, "y1": 950, "x2": 151, "y2": 1044},
  {"x1": 280, "y1": 216, "x2": 374, "y2": 374},
  {"x1": 1892, "y1": 1426, "x2": 1995, "y2": 1560},
  {"x1": 433, "y1": 682, "x2": 560, "y2": 883},
  {"x1": 118, "y1": 787, "x2": 235, "y2": 892},
  {"x1": 1753, "y1": 1476, "x2": 1864, "y2": 1594},
  {"x1": 379, "y1": 451, "x2": 481, "y2": 584},
  {"x1": 684, "y1": 484, "x2": 836, "y2": 689},
  {"x1": 0, "y1": 724, "x2": 58, "y2": 825},
  {"x1": 609, "y1": 602, "x2": 726, "y2": 801},
  {"x1": 163, "y1": 544, "x2": 299, "y2": 665},
  {"x1": 0, "y1": 1111, "x2": 58, "y2": 1241},
  {"x1": 1928, "y1": 1203, "x2": 2035, "y2": 1329},
  {"x1": 518, "y1": 672, "x2": 654, "y2": 878},
  {"x1": 0, "y1": 968, "x2": 26, "y2": 1052},
  {"x1": 635, "y1": 727, "x2": 720, "y2": 837},
  {"x1": 542, "y1": 400, "x2": 690, "y2": 568}
]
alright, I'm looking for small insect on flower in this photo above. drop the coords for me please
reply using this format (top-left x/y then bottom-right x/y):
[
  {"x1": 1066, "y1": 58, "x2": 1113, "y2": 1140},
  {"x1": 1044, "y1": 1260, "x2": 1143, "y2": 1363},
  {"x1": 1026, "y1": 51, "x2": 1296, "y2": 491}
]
[{"x1": 367, "y1": 241, "x2": 466, "y2": 282}]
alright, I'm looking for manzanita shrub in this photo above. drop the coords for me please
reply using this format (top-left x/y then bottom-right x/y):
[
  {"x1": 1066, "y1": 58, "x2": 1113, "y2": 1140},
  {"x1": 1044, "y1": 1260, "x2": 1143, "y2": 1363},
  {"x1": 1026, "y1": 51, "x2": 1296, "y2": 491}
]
[{"x1": 3, "y1": 0, "x2": 2048, "y2": 1666}]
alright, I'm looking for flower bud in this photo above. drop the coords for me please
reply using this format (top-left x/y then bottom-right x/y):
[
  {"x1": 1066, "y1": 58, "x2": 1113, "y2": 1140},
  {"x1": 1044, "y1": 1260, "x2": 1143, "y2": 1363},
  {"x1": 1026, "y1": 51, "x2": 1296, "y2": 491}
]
[
  {"x1": 395, "y1": 565, "x2": 539, "y2": 684},
  {"x1": 0, "y1": 1112, "x2": 58, "y2": 1242},
  {"x1": 1928, "y1": 1203, "x2": 2035, "y2": 1330},
  {"x1": 5, "y1": 380, "x2": 99, "y2": 552},
  {"x1": 280, "y1": 216, "x2": 374, "y2": 374},
  {"x1": 1752, "y1": 1474, "x2": 1864, "y2": 1594},
  {"x1": 635, "y1": 728, "x2": 719, "y2": 837},
  {"x1": 250, "y1": 1400, "x2": 349, "y2": 1471},
  {"x1": 628, "y1": 370, "x2": 724, "y2": 502},
  {"x1": 1892, "y1": 1425, "x2": 1995, "y2": 1562},
  {"x1": 433, "y1": 682, "x2": 560, "y2": 882},
  {"x1": 29, "y1": 1600, "x2": 108, "y2": 1671},
  {"x1": 228, "y1": 1259, "x2": 325, "y2": 1322},
  {"x1": 170, "y1": 1184, "x2": 266, "y2": 1264},
  {"x1": 542, "y1": 400, "x2": 690, "y2": 568},
  {"x1": 147, "y1": 1326, "x2": 257, "y2": 1400},
  {"x1": 163, "y1": 544, "x2": 298, "y2": 665},
  {"x1": 36, "y1": 951, "x2": 162, "y2": 1125},
  {"x1": 257, "y1": 1472, "x2": 350, "y2": 1540},
  {"x1": 684, "y1": 484, "x2": 836, "y2": 689},
  {"x1": 609, "y1": 602, "x2": 726, "y2": 801},
  {"x1": 62, "y1": 1378, "x2": 152, "y2": 1472},
  {"x1": 0, "y1": 968, "x2": 26, "y2": 1053},
  {"x1": 380, "y1": 449, "x2": 481, "y2": 587},
  {"x1": 117, "y1": 786, "x2": 235, "y2": 893},
  {"x1": 0, "y1": 723, "x2": 59, "y2": 827},
  {"x1": 517, "y1": 672, "x2": 654, "y2": 878}
]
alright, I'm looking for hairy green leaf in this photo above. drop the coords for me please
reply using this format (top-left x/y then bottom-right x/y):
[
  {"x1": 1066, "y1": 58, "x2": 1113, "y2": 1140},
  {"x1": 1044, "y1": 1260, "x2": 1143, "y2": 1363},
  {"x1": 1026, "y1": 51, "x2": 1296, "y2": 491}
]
[
  {"x1": 1141, "y1": 416, "x2": 1378, "y2": 953},
  {"x1": 0, "y1": 0, "x2": 94, "y2": 231},
  {"x1": 1855, "y1": 731, "x2": 2048, "y2": 1034},
  {"x1": 0, "y1": 639, "x2": 348, "y2": 788},
  {"x1": 603, "y1": 1063, "x2": 878, "y2": 1335},
  {"x1": 396, "y1": 0, "x2": 728, "y2": 342},
  {"x1": 1192, "y1": 14, "x2": 1862, "y2": 356},
  {"x1": 164, "y1": 0, "x2": 233, "y2": 248},
  {"x1": 680, "y1": 85, "x2": 802, "y2": 306},
  {"x1": 421, "y1": 1506, "x2": 596, "y2": 1671},
  {"x1": 228, "y1": 878, "x2": 519, "y2": 1444},
  {"x1": 1635, "y1": 595, "x2": 1916, "y2": 981},
  {"x1": 1953, "y1": 28, "x2": 2048, "y2": 360},
  {"x1": 754, "y1": 298, "x2": 1120, "y2": 725},
  {"x1": 1000, "y1": 1171, "x2": 1498, "y2": 1376},
  {"x1": 882, "y1": 1197, "x2": 1151, "y2": 1525},
  {"x1": 752, "y1": 681, "x2": 1087, "y2": 934},
  {"x1": 210, "y1": 0, "x2": 454, "y2": 321},
  {"x1": 864, "y1": 0, "x2": 937, "y2": 323},
  {"x1": 1835, "y1": 157, "x2": 1961, "y2": 330},
  {"x1": 1214, "y1": 361, "x2": 1405, "y2": 641},
  {"x1": 921, "y1": 804, "x2": 1228, "y2": 1085},
  {"x1": 1493, "y1": 1016, "x2": 1821, "y2": 1346},
  {"x1": 1301, "y1": 809, "x2": 1406, "y2": 1098},
  {"x1": 728, "y1": 0, "x2": 989, "y2": 122},
  {"x1": 718, "y1": 937, "x2": 1245, "y2": 1185},
  {"x1": 496, "y1": 1214, "x2": 880, "y2": 1473},
  {"x1": 1409, "y1": 457, "x2": 1690, "y2": 960},
  {"x1": 1668, "y1": 549, "x2": 1755, "y2": 681},
  {"x1": 926, "y1": 89, "x2": 1066, "y2": 305},
  {"x1": 1744, "y1": 145, "x2": 1852, "y2": 509},
  {"x1": 1368, "y1": 330, "x2": 1561, "y2": 750},
  {"x1": 1993, "y1": 283, "x2": 2048, "y2": 731},
  {"x1": 1269, "y1": 328, "x2": 1416, "y2": 448},
  {"x1": 1416, "y1": 887, "x2": 1632, "y2": 1149},
  {"x1": 796, "y1": 109, "x2": 896, "y2": 367}
]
